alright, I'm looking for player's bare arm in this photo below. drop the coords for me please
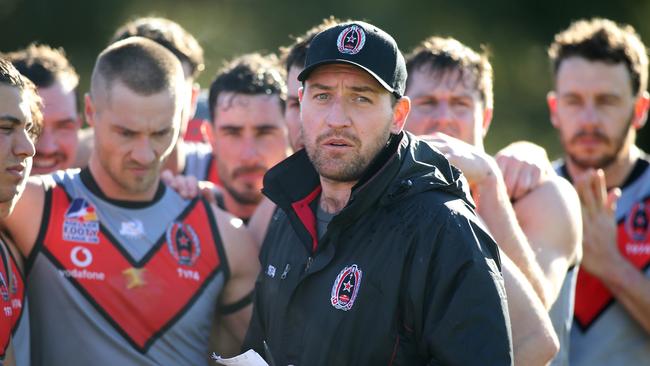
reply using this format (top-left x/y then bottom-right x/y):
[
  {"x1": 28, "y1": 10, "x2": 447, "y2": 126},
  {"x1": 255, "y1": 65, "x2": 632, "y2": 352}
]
[
  {"x1": 212, "y1": 205, "x2": 260, "y2": 342},
  {"x1": 501, "y1": 254, "x2": 559, "y2": 366},
  {"x1": 515, "y1": 175, "x2": 582, "y2": 306},
  {"x1": 1, "y1": 176, "x2": 46, "y2": 258},
  {"x1": 247, "y1": 197, "x2": 276, "y2": 247}
]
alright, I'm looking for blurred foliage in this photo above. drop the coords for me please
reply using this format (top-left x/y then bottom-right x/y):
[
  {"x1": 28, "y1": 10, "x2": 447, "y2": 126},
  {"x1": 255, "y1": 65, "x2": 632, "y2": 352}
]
[{"x1": 1, "y1": 0, "x2": 649, "y2": 158}]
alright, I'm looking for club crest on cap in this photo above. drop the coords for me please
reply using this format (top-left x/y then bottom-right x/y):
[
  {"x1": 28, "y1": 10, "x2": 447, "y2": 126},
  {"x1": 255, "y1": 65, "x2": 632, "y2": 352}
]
[{"x1": 337, "y1": 25, "x2": 366, "y2": 55}]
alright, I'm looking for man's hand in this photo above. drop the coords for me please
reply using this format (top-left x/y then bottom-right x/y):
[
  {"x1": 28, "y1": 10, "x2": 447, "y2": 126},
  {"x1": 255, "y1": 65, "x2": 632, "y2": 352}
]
[
  {"x1": 495, "y1": 141, "x2": 554, "y2": 201},
  {"x1": 574, "y1": 168, "x2": 623, "y2": 279},
  {"x1": 422, "y1": 132, "x2": 497, "y2": 186},
  {"x1": 161, "y1": 169, "x2": 219, "y2": 205}
]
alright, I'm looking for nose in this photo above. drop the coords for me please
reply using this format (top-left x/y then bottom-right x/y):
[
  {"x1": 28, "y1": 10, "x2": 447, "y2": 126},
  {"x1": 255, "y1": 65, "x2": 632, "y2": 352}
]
[
  {"x1": 578, "y1": 103, "x2": 601, "y2": 128},
  {"x1": 430, "y1": 102, "x2": 454, "y2": 125},
  {"x1": 130, "y1": 137, "x2": 156, "y2": 166},
  {"x1": 421, "y1": 102, "x2": 455, "y2": 135},
  {"x1": 239, "y1": 135, "x2": 261, "y2": 164},
  {"x1": 324, "y1": 97, "x2": 352, "y2": 129},
  {"x1": 14, "y1": 128, "x2": 36, "y2": 159},
  {"x1": 35, "y1": 126, "x2": 57, "y2": 155}
]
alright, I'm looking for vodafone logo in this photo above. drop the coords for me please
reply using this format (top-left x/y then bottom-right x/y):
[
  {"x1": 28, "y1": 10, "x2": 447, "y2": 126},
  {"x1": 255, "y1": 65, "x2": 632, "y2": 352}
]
[{"x1": 70, "y1": 246, "x2": 93, "y2": 268}]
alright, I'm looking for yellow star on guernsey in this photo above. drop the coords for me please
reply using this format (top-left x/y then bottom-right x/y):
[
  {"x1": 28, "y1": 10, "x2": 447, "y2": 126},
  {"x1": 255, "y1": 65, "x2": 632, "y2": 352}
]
[{"x1": 122, "y1": 267, "x2": 146, "y2": 289}]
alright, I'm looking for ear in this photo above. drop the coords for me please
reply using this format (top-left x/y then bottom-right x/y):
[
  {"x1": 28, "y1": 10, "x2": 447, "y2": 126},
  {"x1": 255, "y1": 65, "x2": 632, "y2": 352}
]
[
  {"x1": 84, "y1": 93, "x2": 96, "y2": 128},
  {"x1": 547, "y1": 91, "x2": 559, "y2": 128},
  {"x1": 482, "y1": 107, "x2": 494, "y2": 138},
  {"x1": 632, "y1": 91, "x2": 650, "y2": 130},
  {"x1": 298, "y1": 86, "x2": 304, "y2": 103},
  {"x1": 390, "y1": 96, "x2": 411, "y2": 134}
]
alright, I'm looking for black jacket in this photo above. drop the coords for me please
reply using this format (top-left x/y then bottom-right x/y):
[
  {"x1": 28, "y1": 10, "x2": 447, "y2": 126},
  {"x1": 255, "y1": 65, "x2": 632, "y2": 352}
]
[{"x1": 243, "y1": 132, "x2": 513, "y2": 366}]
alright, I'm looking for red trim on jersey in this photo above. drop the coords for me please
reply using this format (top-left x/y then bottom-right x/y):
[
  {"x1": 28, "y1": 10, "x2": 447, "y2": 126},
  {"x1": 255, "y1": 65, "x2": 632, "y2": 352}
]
[
  {"x1": 183, "y1": 118, "x2": 209, "y2": 143},
  {"x1": 206, "y1": 154, "x2": 221, "y2": 187},
  {"x1": 575, "y1": 197, "x2": 650, "y2": 330},
  {"x1": 43, "y1": 186, "x2": 224, "y2": 351},
  {"x1": 291, "y1": 186, "x2": 322, "y2": 253},
  {"x1": 0, "y1": 240, "x2": 24, "y2": 359}
]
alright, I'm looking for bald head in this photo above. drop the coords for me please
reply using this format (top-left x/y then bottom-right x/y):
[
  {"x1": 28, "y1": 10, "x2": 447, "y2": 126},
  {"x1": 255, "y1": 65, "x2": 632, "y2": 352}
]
[{"x1": 90, "y1": 36, "x2": 186, "y2": 109}]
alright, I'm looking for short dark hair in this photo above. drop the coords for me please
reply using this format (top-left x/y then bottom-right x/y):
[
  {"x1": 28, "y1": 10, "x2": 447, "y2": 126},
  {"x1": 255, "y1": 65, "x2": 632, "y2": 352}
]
[
  {"x1": 406, "y1": 36, "x2": 493, "y2": 109},
  {"x1": 91, "y1": 36, "x2": 185, "y2": 102},
  {"x1": 3, "y1": 43, "x2": 79, "y2": 90},
  {"x1": 208, "y1": 53, "x2": 286, "y2": 122},
  {"x1": 280, "y1": 16, "x2": 341, "y2": 73},
  {"x1": 0, "y1": 57, "x2": 43, "y2": 139},
  {"x1": 548, "y1": 18, "x2": 648, "y2": 96},
  {"x1": 110, "y1": 16, "x2": 205, "y2": 80}
]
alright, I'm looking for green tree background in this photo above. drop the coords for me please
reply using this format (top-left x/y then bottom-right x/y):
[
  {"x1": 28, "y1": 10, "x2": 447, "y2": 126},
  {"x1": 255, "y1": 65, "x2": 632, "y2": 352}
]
[{"x1": 2, "y1": 0, "x2": 649, "y2": 158}]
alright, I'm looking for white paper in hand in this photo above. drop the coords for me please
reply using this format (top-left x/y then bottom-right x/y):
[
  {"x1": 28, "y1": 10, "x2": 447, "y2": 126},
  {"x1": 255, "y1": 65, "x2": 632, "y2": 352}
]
[{"x1": 211, "y1": 350, "x2": 269, "y2": 366}]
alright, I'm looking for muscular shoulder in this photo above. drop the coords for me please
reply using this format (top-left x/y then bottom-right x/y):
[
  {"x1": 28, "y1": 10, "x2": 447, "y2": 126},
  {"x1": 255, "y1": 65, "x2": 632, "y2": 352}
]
[
  {"x1": 514, "y1": 175, "x2": 582, "y2": 262},
  {"x1": 212, "y1": 205, "x2": 260, "y2": 279}
]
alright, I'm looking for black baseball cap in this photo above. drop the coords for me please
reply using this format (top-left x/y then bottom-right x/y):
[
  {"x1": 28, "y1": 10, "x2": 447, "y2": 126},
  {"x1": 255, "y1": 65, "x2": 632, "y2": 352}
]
[{"x1": 298, "y1": 21, "x2": 407, "y2": 98}]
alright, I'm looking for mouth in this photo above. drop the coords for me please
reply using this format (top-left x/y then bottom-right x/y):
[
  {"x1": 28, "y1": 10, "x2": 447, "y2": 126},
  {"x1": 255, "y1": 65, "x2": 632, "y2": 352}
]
[
  {"x1": 33, "y1": 155, "x2": 64, "y2": 173},
  {"x1": 5, "y1": 164, "x2": 26, "y2": 180},
  {"x1": 322, "y1": 138, "x2": 353, "y2": 149},
  {"x1": 573, "y1": 135, "x2": 607, "y2": 147},
  {"x1": 233, "y1": 167, "x2": 267, "y2": 181}
]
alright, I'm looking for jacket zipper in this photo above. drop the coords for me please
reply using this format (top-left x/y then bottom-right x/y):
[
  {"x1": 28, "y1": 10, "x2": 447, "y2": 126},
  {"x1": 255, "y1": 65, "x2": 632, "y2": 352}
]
[{"x1": 304, "y1": 256, "x2": 313, "y2": 273}]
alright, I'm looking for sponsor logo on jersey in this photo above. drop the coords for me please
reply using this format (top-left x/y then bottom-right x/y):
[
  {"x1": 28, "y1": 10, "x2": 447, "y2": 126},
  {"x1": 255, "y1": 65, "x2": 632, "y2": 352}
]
[
  {"x1": 337, "y1": 25, "x2": 366, "y2": 55},
  {"x1": 331, "y1": 264, "x2": 362, "y2": 311},
  {"x1": 166, "y1": 222, "x2": 201, "y2": 266},
  {"x1": 63, "y1": 198, "x2": 99, "y2": 244},
  {"x1": 70, "y1": 246, "x2": 93, "y2": 268},
  {"x1": 119, "y1": 219, "x2": 145, "y2": 238}
]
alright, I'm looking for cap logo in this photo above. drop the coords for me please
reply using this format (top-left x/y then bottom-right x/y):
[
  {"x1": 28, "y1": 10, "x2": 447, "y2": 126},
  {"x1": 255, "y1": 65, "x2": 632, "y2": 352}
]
[{"x1": 336, "y1": 25, "x2": 366, "y2": 55}]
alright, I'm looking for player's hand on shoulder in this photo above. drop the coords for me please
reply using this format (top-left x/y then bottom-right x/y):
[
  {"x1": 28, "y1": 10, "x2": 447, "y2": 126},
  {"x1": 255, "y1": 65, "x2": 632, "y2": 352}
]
[
  {"x1": 422, "y1": 132, "x2": 497, "y2": 186},
  {"x1": 161, "y1": 169, "x2": 219, "y2": 204},
  {"x1": 495, "y1": 140, "x2": 555, "y2": 201}
]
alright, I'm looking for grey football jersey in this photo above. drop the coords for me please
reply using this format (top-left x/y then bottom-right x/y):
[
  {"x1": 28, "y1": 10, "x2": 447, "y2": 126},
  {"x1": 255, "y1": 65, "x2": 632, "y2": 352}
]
[
  {"x1": 27, "y1": 169, "x2": 229, "y2": 366},
  {"x1": 555, "y1": 157, "x2": 650, "y2": 366}
]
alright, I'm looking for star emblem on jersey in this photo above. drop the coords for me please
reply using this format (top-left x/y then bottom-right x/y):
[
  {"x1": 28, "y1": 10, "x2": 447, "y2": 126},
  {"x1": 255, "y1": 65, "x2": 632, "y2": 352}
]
[
  {"x1": 166, "y1": 222, "x2": 201, "y2": 266},
  {"x1": 46, "y1": 187, "x2": 225, "y2": 352},
  {"x1": 122, "y1": 267, "x2": 146, "y2": 289},
  {"x1": 331, "y1": 264, "x2": 362, "y2": 311},
  {"x1": 337, "y1": 25, "x2": 366, "y2": 55}
]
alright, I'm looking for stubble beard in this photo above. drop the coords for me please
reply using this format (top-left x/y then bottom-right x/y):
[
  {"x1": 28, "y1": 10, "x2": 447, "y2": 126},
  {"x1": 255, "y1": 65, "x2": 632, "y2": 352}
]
[
  {"x1": 564, "y1": 113, "x2": 633, "y2": 170},
  {"x1": 306, "y1": 123, "x2": 392, "y2": 183}
]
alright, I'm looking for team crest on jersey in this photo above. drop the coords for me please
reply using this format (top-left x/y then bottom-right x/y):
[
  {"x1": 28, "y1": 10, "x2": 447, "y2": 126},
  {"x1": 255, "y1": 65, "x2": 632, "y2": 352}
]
[
  {"x1": 331, "y1": 264, "x2": 362, "y2": 311},
  {"x1": 166, "y1": 222, "x2": 201, "y2": 266},
  {"x1": 63, "y1": 198, "x2": 99, "y2": 244},
  {"x1": 0, "y1": 273, "x2": 9, "y2": 302},
  {"x1": 625, "y1": 201, "x2": 650, "y2": 242},
  {"x1": 337, "y1": 25, "x2": 366, "y2": 55}
]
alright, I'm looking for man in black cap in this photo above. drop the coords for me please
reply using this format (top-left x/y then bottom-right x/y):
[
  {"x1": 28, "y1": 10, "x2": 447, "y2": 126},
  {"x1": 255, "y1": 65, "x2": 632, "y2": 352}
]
[{"x1": 242, "y1": 20, "x2": 513, "y2": 365}]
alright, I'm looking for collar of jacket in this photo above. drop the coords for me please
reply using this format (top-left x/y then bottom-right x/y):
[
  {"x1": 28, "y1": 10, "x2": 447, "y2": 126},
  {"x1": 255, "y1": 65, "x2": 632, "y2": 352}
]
[{"x1": 262, "y1": 131, "x2": 472, "y2": 252}]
